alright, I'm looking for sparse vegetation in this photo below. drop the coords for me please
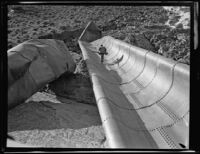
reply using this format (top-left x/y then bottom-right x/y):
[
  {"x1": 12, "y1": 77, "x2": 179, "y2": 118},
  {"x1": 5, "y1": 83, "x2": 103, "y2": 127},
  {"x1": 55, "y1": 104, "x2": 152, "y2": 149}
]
[{"x1": 8, "y1": 5, "x2": 190, "y2": 65}]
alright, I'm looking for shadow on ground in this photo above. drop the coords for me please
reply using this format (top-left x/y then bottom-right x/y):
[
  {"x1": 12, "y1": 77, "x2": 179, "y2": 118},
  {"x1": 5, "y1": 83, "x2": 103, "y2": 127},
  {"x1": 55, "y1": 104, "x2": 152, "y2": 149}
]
[{"x1": 8, "y1": 98, "x2": 101, "y2": 133}]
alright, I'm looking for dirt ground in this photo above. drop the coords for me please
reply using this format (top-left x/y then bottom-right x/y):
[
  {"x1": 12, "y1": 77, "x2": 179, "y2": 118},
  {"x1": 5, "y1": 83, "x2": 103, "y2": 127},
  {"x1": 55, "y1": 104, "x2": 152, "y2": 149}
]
[
  {"x1": 7, "y1": 49, "x2": 108, "y2": 147},
  {"x1": 7, "y1": 5, "x2": 190, "y2": 148},
  {"x1": 8, "y1": 92, "x2": 108, "y2": 148}
]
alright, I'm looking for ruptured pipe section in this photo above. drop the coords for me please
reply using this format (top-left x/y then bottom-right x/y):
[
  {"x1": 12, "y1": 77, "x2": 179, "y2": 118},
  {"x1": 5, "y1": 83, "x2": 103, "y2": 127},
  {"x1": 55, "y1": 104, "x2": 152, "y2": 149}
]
[
  {"x1": 8, "y1": 39, "x2": 76, "y2": 109},
  {"x1": 78, "y1": 21, "x2": 189, "y2": 149}
]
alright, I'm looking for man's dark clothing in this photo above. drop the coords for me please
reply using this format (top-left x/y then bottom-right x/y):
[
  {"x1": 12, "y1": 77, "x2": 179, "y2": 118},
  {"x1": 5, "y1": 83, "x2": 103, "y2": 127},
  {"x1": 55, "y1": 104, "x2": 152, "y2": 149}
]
[
  {"x1": 99, "y1": 46, "x2": 107, "y2": 54},
  {"x1": 98, "y1": 46, "x2": 107, "y2": 63}
]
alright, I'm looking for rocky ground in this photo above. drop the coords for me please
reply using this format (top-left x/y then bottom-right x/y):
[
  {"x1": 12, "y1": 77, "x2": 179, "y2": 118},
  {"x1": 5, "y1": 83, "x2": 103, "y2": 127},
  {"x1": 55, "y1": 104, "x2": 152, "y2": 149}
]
[{"x1": 7, "y1": 5, "x2": 190, "y2": 148}]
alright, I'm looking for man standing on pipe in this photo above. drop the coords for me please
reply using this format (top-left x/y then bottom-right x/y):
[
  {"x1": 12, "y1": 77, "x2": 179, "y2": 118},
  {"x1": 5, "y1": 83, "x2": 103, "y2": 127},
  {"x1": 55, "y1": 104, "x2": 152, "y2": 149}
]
[{"x1": 98, "y1": 45, "x2": 108, "y2": 63}]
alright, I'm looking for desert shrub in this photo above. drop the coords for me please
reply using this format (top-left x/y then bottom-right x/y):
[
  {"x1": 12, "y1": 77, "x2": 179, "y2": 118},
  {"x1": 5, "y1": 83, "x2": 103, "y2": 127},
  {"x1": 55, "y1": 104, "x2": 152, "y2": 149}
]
[
  {"x1": 169, "y1": 15, "x2": 181, "y2": 25},
  {"x1": 43, "y1": 21, "x2": 49, "y2": 25},
  {"x1": 158, "y1": 15, "x2": 169, "y2": 24},
  {"x1": 59, "y1": 25, "x2": 69, "y2": 31},
  {"x1": 8, "y1": 40, "x2": 17, "y2": 49},
  {"x1": 12, "y1": 6, "x2": 25, "y2": 13},
  {"x1": 123, "y1": 34, "x2": 136, "y2": 45},
  {"x1": 176, "y1": 23, "x2": 184, "y2": 29}
]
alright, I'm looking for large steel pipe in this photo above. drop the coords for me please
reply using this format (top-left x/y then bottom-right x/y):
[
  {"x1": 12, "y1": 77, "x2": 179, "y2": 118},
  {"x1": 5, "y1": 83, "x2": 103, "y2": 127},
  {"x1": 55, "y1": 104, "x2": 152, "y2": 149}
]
[
  {"x1": 8, "y1": 39, "x2": 76, "y2": 109},
  {"x1": 78, "y1": 22, "x2": 189, "y2": 149}
]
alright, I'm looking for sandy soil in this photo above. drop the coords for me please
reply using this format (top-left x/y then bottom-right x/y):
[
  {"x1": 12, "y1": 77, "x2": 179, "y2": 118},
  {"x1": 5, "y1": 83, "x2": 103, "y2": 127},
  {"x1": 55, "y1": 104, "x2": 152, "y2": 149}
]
[{"x1": 8, "y1": 92, "x2": 108, "y2": 148}]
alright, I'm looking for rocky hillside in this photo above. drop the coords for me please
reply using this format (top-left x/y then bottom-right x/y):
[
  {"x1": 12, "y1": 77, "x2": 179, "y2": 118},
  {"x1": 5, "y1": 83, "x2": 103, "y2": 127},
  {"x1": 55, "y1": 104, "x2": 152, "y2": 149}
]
[{"x1": 8, "y1": 5, "x2": 190, "y2": 64}]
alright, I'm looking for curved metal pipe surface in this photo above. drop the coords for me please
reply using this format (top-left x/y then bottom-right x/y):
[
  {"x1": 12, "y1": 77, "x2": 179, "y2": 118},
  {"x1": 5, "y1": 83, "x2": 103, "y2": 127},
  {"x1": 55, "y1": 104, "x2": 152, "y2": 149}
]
[
  {"x1": 78, "y1": 22, "x2": 189, "y2": 149},
  {"x1": 8, "y1": 39, "x2": 76, "y2": 109}
]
